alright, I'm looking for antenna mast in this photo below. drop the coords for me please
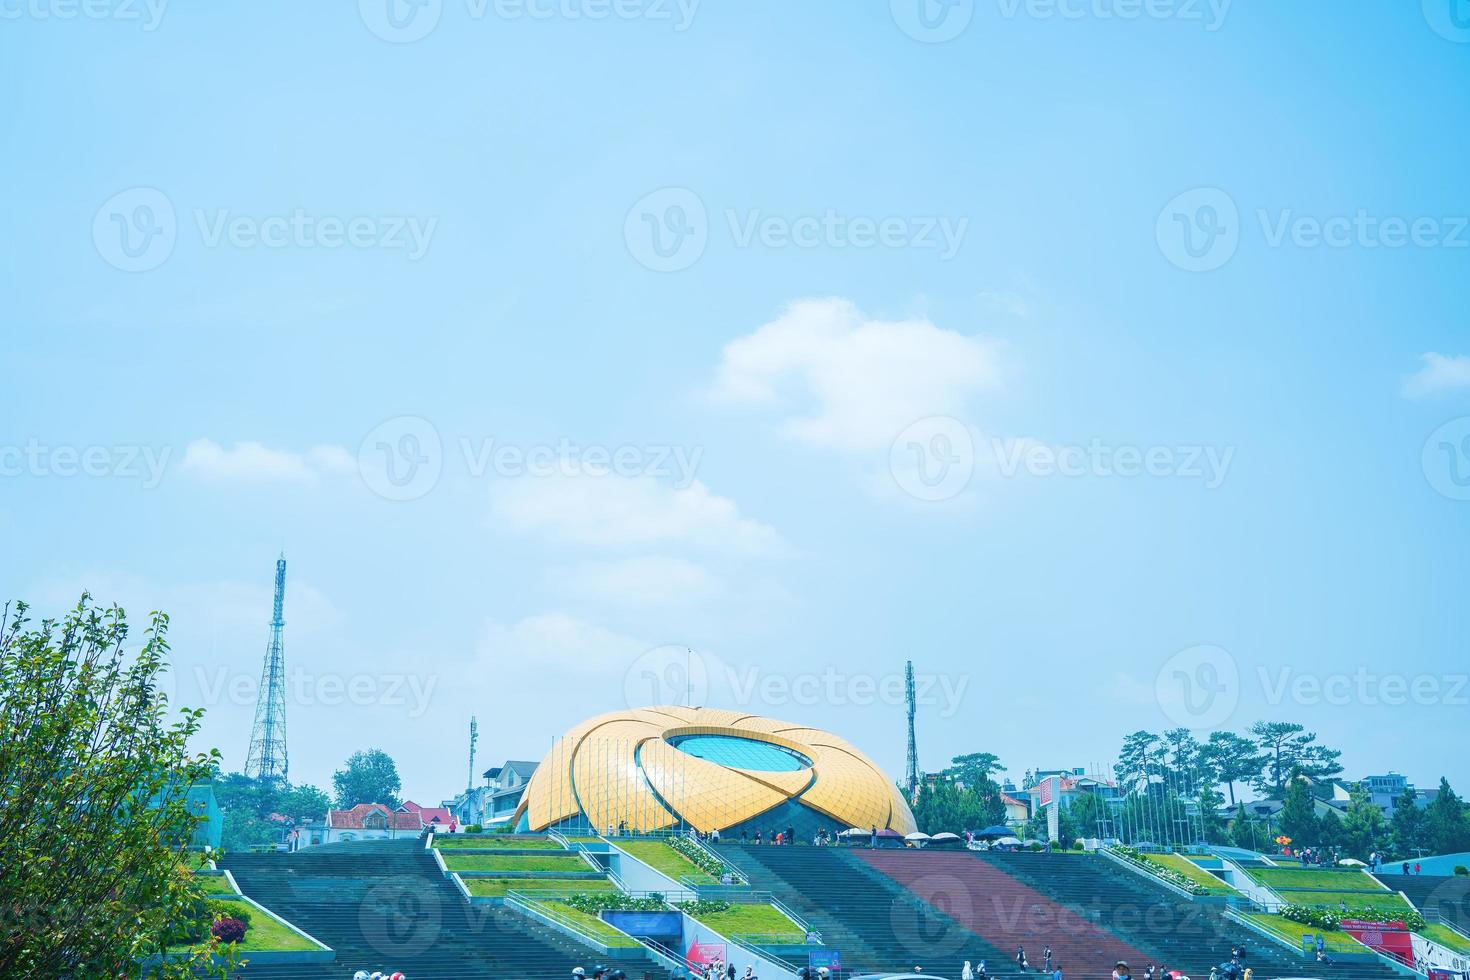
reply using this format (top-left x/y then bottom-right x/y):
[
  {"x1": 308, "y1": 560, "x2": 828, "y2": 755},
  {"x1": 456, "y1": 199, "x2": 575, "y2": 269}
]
[
  {"x1": 245, "y1": 555, "x2": 289, "y2": 783},
  {"x1": 904, "y1": 660, "x2": 919, "y2": 796},
  {"x1": 467, "y1": 715, "x2": 479, "y2": 793}
]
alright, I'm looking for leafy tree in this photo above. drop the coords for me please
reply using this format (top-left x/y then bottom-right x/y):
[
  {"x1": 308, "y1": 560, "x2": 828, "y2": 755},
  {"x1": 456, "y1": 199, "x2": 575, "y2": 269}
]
[
  {"x1": 1341, "y1": 782, "x2": 1390, "y2": 860},
  {"x1": 1202, "y1": 731, "x2": 1266, "y2": 805},
  {"x1": 332, "y1": 749, "x2": 402, "y2": 809},
  {"x1": 1230, "y1": 803, "x2": 1267, "y2": 852},
  {"x1": 1249, "y1": 722, "x2": 1343, "y2": 795},
  {"x1": 1425, "y1": 778, "x2": 1470, "y2": 856},
  {"x1": 1115, "y1": 731, "x2": 1163, "y2": 794},
  {"x1": 0, "y1": 598, "x2": 235, "y2": 978},
  {"x1": 1391, "y1": 787, "x2": 1428, "y2": 858},
  {"x1": 1196, "y1": 784, "x2": 1228, "y2": 844},
  {"x1": 1068, "y1": 791, "x2": 1111, "y2": 840},
  {"x1": 911, "y1": 775, "x2": 1005, "y2": 834},
  {"x1": 948, "y1": 752, "x2": 1004, "y2": 789},
  {"x1": 1318, "y1": 809, "x2": 1345, "y2": 849},
  {"x1": 214, "y1": 774, "x2": 330, "y2": 851},
  {"x1": 1279, "y1": 771, "x2": 1319, "y2": 847}
]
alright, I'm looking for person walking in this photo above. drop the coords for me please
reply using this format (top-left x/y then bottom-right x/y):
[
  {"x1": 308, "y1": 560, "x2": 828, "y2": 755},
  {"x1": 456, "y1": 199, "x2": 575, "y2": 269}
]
[
  {"x1": 963, "y1": 961, "x2": 974, "y2": 980},
  {"x1": 1017, "y1": 946, "x2": 1029, "y2": 970},
  {"x1": 1044, "y1": 947, "x2": 1053, "y2": 972}
]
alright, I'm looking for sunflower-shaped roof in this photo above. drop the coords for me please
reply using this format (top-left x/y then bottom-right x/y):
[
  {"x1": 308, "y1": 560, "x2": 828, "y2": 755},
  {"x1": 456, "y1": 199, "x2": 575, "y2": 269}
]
[{"x1": 514, "y1": 706, "x2": 916, "y2": 835}]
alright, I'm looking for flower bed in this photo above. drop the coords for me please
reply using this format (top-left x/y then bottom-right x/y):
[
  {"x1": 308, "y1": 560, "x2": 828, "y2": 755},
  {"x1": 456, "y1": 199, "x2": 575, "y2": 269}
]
[
  {"x1": 1279, "y1": 902, "x2": 1426, "y2": 932},
  {"x1": 1108, "y1": 846, "x2": 1212, "y2": 895}
]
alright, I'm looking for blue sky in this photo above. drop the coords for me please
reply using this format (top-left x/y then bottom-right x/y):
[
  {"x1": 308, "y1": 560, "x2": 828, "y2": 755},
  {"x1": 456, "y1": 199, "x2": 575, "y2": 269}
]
[{"x1": 2, "y1": 1, "x2": 1468, "y2": 806}]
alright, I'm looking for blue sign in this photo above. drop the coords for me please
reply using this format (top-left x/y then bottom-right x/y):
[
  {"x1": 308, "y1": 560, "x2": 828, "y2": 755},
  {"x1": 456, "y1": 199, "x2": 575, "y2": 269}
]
[
  {"x1": 601, "y1": 910, "x2": 683, "y2": 939},
  {"x1": 809, "y1": 949, "x2": 842, "y2": 971}
]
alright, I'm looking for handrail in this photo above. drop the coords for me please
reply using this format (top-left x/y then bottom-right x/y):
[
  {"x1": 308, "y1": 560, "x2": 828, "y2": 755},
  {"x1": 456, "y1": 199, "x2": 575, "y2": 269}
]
[
  {"x1": 766, "y1": 894, "x2": 821, "y2": 942},
  {"x1": 639, "y1": 937, "x2": 700, "y2": 975},
  {"x1": 678, "y1": 833, "x2": 748, "y2": 884},
  {"x1": 504, "y1": 890, "x2": 617, "y2": 950}
]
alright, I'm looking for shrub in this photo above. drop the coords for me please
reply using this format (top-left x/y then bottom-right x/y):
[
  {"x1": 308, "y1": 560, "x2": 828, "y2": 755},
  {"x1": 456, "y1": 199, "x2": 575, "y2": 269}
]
[
  {"x1": 564, "y1": 892, "x2": 669, "y2": 914},
  {"x1": 1455, "y1": 866, "x2": 1468, "y2": 877},
  {"x1": 674, "y1": 899, "x2": 733, "y2": 917},
  {"x1": 1107, "y1": 846, "x2": 1207, "y2": 895},
  {"x1": 210, "y1": 917, "x2": 248, "y2": 944},
  {"x1": 1280, "y1": 903, "x2": 1425, "y2": 932},
  {"x1": 668, "y1": 835, "x2": 729, "y2": 878},
  {"x1": 463, "y1": 824, "x2": 483, "y2": 834}
]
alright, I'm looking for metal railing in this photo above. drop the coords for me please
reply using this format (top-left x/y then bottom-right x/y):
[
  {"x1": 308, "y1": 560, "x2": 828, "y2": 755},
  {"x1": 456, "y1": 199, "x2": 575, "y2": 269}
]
[{"x1": 503, "y1": 890, "x2": 621, "y2": 951}]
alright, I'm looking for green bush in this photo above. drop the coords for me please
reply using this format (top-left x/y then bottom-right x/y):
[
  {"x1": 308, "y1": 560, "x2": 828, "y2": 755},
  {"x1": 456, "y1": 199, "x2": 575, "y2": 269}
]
[
  {"x1": 462, "y1": 824, "x2": 483, "y2": 834},
  {"x1": 563, "y1": 892, "x2": 669, "y2": 914},
  {"x1": 169, "y1": 898, "x2": 254, "y2": 945},
  {"x1": 1455, "y1": 866, "x2": 1468, "y2": 876},
  {"x1": 674, "y1": 899, "x2": 732, "y2": 917}
]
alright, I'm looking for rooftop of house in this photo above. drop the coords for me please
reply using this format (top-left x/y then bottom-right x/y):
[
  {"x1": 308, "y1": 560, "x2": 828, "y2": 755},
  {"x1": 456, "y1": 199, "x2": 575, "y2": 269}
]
[{"x1": 327, "y1": 803, "x2": 422, "y2": 831}]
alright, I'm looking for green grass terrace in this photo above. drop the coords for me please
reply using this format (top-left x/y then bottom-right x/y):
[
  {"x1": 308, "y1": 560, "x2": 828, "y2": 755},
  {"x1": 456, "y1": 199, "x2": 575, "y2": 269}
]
[
  {"x1": 616, "y1": 840, "x2": 718, "y2": 883},
  {"x1": 440, "y1": 852, "x2": 589, "y2": 873},
  {"x1": 1236, "y1": 912, "x2": 1371, "y2": 954},
  {"x1": 1248, "y1": 867, "x2": 1387, "y2": 892},
  {"x1": 1420, "y1": 923, "x2": 1470, "y2": 954},
  {"x1": 536, "y1": 901, "x2": 643, "y2": 948},
  {"x1": 678, "y1": 901, "x2": 805, "y2": 943},
  {"x1": 1142, "y1": 853, "x2": 1237, "y2": 895},
  {"x1": 431, "y1": 834, "x2": 566, "y2": 849},
  {"x1": 464, "y1": 878, "x2": 617, "y2": 897},
  {"x1": 168, "y1": 899, "x2": 319, "y2": 955}
]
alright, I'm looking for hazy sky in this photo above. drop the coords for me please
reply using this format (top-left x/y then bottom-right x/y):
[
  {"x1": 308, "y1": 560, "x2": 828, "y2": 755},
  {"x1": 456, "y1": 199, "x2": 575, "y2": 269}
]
[{"x1": 3, "y1": 1, "x2": 1468, "y2": 807}]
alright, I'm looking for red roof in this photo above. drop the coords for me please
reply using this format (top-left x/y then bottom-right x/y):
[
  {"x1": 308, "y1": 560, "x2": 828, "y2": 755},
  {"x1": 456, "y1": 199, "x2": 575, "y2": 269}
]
[
  {"x1": 398, "y1": 801, "x2": 454, "y2": 826},
  {"x1": 1001, "y1": 794, "x2": 1028, "y2": 808},
  {"x1": 328, "y1": 803, "x2": 422, "y2": 831}
]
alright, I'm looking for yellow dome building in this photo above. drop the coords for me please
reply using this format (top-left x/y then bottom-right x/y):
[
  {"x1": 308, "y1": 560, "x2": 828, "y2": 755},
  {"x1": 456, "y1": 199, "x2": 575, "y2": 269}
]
[{"x1": 514, "y1": 706, "x2": 917, "y2": 839}]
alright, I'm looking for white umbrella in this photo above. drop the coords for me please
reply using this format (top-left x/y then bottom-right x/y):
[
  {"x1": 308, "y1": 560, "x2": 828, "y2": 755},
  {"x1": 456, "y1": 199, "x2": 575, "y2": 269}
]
[
  {"x1": 996, "y1": 836, "x2": 1022, "y2": 845},
  {"x1": 931, "y1": 832, "x2": 961, "y2": 840},
  {"x1": 838, "y1": 827, "x2": 867, "y2": 836},
  {"x1": 905, "y1": 832, "x2": 932, "y2": 841},
  {"x1": 1338, "y1": 858, "x2": 1367, "y2": 867}
]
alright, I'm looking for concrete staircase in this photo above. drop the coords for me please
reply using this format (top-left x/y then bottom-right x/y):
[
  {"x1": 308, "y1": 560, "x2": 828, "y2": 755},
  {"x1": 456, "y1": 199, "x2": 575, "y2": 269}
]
[
  {"x1": 220, "y1": 839, "x2": 672, "y2": 979},
  {"x1": 720, "y1": 843, "x2": 1013, "y2": 977}
]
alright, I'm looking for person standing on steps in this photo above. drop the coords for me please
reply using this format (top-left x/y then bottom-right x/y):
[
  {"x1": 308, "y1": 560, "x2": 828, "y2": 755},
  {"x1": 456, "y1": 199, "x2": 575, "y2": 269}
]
[
  {"x1": 1017, "y1": 946, "x2": 1029, "y2": 970},
  {"x1": 1043, "y1": 946, "x2": 1052, "y2": 972}
]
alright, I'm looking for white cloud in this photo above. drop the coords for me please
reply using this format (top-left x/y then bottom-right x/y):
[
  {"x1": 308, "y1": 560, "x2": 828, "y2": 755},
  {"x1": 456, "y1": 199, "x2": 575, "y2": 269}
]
[
  {"x1": 707, "y1": 298, "x2": 1002, "y2": 452},
  {"x1": 1403, "y1": 353, "x2": 1470, "y2": 398},
  {"x1": 490, "y1": 474, "x2": 783, "y2": 555},
  {"x1": 179, "y1": 439, "x2": 353, "y2": 484},
  {"x1": 554, "y1": 556, "x2": 723, "y2": 607}
]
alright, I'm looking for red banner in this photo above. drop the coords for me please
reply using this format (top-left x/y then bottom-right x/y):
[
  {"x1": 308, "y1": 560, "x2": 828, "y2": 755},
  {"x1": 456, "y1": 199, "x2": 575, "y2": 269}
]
[{"x1": 1339, "y1": 920, "x2": 1413, "y2": 964}]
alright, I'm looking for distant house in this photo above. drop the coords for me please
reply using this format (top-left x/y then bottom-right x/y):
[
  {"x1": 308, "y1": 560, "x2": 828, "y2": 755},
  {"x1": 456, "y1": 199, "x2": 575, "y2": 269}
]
[
  {"x1": 444, "y1": 759, "x2": 538, "y2": 828},
  {"x1": 1000, "y1": 793, "x2": 1030, "y2": 827},
  {"x1": 399, "y1": 800, "x2": 456, "y2": 833},
  {"x1": 1022, "y1": 768, "x2": 1120, "y2": 816},
  {"x1": 319, "y1": 803, "x2": 422, "y2": 845}
]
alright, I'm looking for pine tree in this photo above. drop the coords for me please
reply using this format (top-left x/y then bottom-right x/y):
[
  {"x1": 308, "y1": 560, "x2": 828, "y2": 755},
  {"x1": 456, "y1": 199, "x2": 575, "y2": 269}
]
[
  {"x1": 1341, "y1": 783, "x2": 1389, "y2": 861},
  {"x1": 1279, "y1": 771, "x2": 1319, "y2": 847},
  {"x1": 1391, "y1": 786, "x2": 1428, "y2": 858},
  {"x1": 1425, "y1": 778, "x2": 1470, "y2": 856}
]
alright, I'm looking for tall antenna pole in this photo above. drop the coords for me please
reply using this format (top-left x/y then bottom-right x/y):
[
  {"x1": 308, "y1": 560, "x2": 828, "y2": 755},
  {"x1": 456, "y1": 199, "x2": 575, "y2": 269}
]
[
  {"x1": 467, "y1": 715, "x2": 479, "y2": 793},
  {"x1": 245, "y1": 555, "x2": 290, "y2": 783},
  {"x1": 904, "y1": 660, "x2": 919, "y2": 796}
]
